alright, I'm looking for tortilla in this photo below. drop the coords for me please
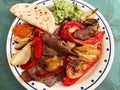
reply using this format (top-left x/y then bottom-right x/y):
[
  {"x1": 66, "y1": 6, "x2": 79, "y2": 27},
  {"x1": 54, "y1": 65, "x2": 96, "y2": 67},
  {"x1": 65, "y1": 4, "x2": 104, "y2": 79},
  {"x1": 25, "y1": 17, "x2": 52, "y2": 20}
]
[{"x1": 10, "y1": 3, "x2": 55, "y2": 34}]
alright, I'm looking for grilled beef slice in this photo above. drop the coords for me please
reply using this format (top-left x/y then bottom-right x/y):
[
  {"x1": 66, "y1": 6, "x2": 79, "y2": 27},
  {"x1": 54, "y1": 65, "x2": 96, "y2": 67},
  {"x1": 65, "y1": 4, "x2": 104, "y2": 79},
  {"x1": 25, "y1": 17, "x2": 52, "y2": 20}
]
[
  {"x1": 21, "y1": 19, "x2": 99, "y2": 87},
  {"x1": 73, "y1": 19, "x2": 99, "y2": 41},
  {"x1": 83, "y1": 18, "x2": 98, "y2": 26},
  {"x1": 21, "y1": 66, "x2": 57, "y2": 87},
  {"x1": 21, "y1": 62, "x2": 65, "y2": 87},
  {"x1": 21, "y1": 56, "x2": 66, "y2": 87},
  {"x1": 42, "y1": 32, "x2": 76, "y2": 56}
]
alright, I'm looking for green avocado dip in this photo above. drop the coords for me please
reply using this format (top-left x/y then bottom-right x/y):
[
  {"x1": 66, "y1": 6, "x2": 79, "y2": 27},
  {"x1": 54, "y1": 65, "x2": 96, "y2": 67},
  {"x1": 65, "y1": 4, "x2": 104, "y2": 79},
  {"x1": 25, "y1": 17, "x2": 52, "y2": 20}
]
[{"x1": 49, "y1": 0, "x2": 83, "y2": 24}]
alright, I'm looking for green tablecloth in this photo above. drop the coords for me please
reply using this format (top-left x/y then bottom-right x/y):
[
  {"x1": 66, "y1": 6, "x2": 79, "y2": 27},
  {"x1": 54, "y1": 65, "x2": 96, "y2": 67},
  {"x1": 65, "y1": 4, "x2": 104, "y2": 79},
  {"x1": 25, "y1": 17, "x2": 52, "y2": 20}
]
[{"x1": 0, "y1": 0, "x2": 119, "y2": 90}]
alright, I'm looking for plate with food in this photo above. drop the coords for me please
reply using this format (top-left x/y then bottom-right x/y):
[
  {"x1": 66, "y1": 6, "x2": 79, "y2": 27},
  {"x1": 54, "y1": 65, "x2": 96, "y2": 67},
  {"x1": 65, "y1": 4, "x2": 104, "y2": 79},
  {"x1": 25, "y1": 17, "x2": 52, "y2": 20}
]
[{"x1": 6, "y1": 0, "x2": 114, "y2": 90}]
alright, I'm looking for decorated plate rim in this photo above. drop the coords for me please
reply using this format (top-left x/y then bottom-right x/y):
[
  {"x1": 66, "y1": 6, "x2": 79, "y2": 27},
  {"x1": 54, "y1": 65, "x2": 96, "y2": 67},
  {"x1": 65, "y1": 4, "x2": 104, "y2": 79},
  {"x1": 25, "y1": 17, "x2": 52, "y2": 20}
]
[{"x1": 6, "y1": 0, "x2": 115, "y2": 90}]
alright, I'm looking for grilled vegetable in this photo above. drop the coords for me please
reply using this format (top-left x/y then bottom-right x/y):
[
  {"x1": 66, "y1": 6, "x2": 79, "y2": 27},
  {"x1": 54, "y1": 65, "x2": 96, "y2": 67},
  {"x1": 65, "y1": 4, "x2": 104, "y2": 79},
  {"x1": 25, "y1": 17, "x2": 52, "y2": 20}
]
[
  {"x1": 74, "y1": 44, "x2": 100, "y2": 62},
  {"x1": 20, "y1": 58, "x2": 37, "y2": 70},
  {"x1": 44, "y1": 57, "x2": 63, "y2": 72},
  {"x1": 32, "y1": 28, "x2": 43, "y2": 60},
  {"x1": 15, "y1": 41, "x2": 30, "y2": 50},
  {"x1": 62, "y1": 60, "x2": 98, "y2": 86},
  {"x1": 36, "y1": 56, "x2": 71, "y2": 78},
  {"x1": 13, "y1": 36, "x2": 31, "y2": 43},
  {"x1": 66, "y1": 60, "x2": 86, "y2": 79},
  {"x1": 10, "y1": 42, "x2": 32, "y2": 66},
  {"x1": 81, "y1": 8, "x2": 98, "y2": 22},
  {"x1": 62, "y1": 44, "x2": 102, "y2": 86},
  {"x1": 12, "y1": 23, "x2": 34, "y2": 38}
]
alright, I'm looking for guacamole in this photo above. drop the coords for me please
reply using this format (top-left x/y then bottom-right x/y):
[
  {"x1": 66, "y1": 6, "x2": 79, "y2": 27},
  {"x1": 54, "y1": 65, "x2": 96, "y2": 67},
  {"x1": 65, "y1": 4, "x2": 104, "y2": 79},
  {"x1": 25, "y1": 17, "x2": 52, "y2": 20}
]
[{"x1": 49, "y1": 0, "x2": 83, "y2": 24}]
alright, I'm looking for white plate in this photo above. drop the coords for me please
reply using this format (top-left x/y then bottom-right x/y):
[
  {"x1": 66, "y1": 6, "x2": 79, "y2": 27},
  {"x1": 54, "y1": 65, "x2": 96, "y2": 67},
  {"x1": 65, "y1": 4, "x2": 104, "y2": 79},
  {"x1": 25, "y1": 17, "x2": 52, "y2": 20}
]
[{"x1": 6, "y1": 0, "x2": 115, "y2": 90}]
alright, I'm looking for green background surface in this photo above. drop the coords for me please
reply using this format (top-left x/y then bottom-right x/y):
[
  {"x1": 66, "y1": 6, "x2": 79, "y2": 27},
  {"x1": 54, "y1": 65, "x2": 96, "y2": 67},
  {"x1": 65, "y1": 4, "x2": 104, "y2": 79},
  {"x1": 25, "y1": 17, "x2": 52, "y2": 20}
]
[{"x1": 0, "y1": 0, "x2": 120, "y2": 90}]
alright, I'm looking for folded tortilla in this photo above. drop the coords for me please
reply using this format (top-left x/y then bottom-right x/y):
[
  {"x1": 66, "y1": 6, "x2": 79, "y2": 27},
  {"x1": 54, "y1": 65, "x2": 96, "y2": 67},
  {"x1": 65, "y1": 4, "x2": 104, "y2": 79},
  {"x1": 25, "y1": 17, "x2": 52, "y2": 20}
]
[{"x1": 10, "y1": 3, "x2": 55, "y2": 34}]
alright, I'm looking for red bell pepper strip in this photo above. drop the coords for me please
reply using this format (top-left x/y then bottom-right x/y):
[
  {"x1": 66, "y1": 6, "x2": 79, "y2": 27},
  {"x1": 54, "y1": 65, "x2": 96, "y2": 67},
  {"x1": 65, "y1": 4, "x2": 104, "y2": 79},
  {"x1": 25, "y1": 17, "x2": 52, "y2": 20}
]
[
  {"x1": 60, "y1": 21, "x2": 84, "y2": 40},
  {"x1": 36, "y1": 57, "x2": 71, "y2": 78},
  {"x1": 32, "y1": 28, "x2": 43, "y2": 60},
  {"x1": 62, "y1": 60, "x2": 98, "y2": 86},
  {"x1": 62, "y1": 44, "x2": 102, "y2": 86},
  {"x1": 60, "y1": 21, "x2": 105, "y2": 45},
  {"x1": 32, "y1": 36, "x2": 42, "y2": 60},
  {"x1": 20, "y1": 28, "x2": 43, "y2": 70},
  {"x1": 20, "y1": 59, "x2": 37, "y2": 70},
  {"x1": 97, "y1": 43, "x2": 102, "y2": 51},
  {"x1": 34, "y1": 28, "x2": 43, "y2": 37},
  {"x1": 67, "y1": 30, "x2": 105, "y2": 45},
  {"x1": 36, "y1": 66, "x2": 65, "y2": 78}
]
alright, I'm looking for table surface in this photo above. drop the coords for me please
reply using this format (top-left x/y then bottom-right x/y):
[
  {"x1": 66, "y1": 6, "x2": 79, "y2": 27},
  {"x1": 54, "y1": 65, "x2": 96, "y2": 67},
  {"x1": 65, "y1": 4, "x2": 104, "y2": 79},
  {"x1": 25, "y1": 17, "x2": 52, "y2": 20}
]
[{"x1": 0, "y1": 0, "x2": 120, "y2": 90}]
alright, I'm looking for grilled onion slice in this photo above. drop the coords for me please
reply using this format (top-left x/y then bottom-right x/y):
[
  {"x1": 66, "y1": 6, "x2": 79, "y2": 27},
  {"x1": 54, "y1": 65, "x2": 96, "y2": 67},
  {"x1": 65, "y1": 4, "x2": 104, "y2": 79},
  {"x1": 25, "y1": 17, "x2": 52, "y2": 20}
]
[
  {"x1": 44, "y1": 57, "x2": 63, "y2": 72},
  {"x1": 74, "y1": 44, "x2": 100, "y2": 62},
  {"x1": 10, "y1": 42, "x2": 31, "y2": 66},
  {"x1": 66, "y1": 60, "x2": 86, "y2": 79}
]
